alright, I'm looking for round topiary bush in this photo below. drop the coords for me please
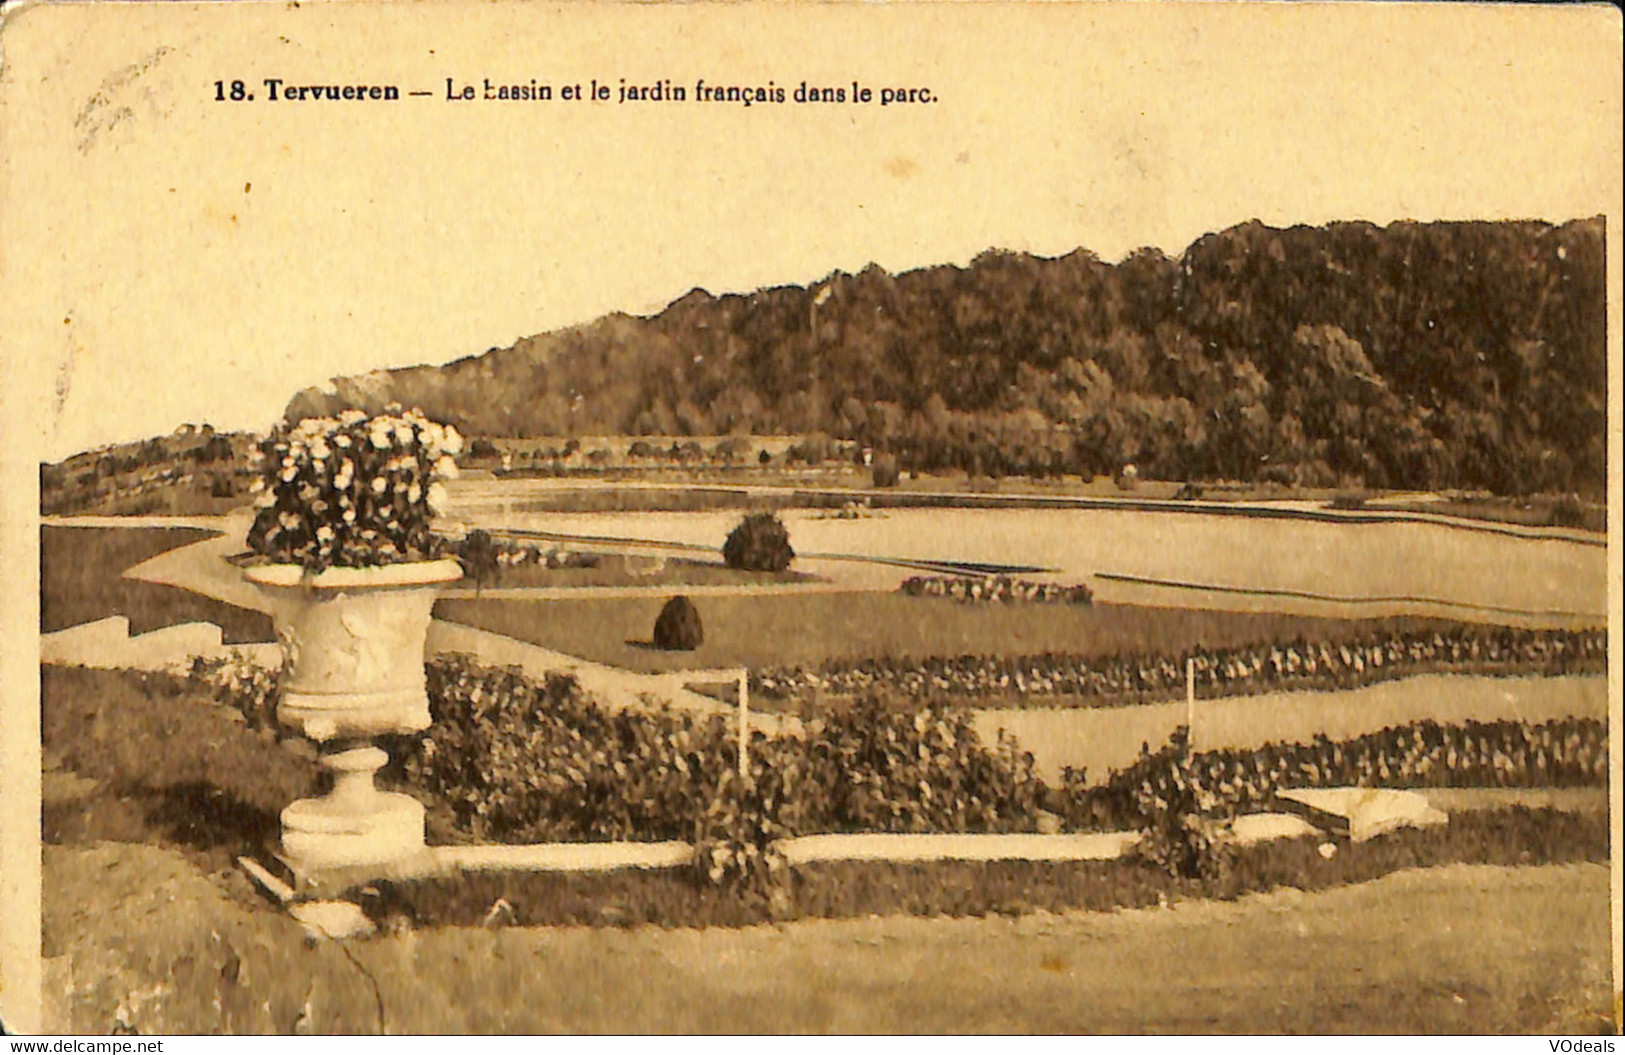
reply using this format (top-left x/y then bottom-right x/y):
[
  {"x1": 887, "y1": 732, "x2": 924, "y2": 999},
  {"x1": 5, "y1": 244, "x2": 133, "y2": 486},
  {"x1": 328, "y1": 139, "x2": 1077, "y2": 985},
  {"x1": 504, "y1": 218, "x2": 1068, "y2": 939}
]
[
  {"x1": 722, "y1": 512, "x2": 795, "y2": 572},
  {"x1": 653, "y1": 595, "x2": 704, "y2": 650},
  {"x1": 459, "y1": 528, "x2": 499, "y2": 587},
  {"x1": 872, "y1": 452, "x2": 900, "y2": 488}
]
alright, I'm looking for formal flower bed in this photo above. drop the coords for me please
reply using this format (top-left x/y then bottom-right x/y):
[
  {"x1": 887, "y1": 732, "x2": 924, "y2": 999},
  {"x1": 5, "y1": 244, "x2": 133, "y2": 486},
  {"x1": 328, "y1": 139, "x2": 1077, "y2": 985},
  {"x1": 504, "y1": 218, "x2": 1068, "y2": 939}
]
[
  {"x1": 749, "y1": 626, "x2": 1606, "y2": 708},
  {"x1": 56, "y1": 657, "x2": 1611, "y2": 900},
  {"x1": 1065, "y1": 716, "x2": 1610, "y2": 835},
  {"x1": 397, "y1": 659, "x2": 1603, "y2": 886},
  {"x1": 394, "y1": 655, "x2": 1045, "y2": 885},
  {"x1": 185, "y1": 653, "x2": 1608, "y2": 876},
  {"x1": 899, "y1": 575, "x2": 1094, "y2": 605},
  {"x1": 244, "y1": 407, "x2": 462, "y2": 570}
]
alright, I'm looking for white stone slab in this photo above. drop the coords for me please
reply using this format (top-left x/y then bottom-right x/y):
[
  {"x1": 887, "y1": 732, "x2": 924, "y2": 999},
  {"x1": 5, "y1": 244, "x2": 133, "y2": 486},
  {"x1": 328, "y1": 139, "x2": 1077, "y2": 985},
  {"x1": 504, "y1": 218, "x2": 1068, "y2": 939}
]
[
  {"x1": 238, "y1": 855, "x2": 295, "y2": 904},
  {"x1": 1228, "y1": 812, "x2": 1322, "y2": 846},
  {"x1": 289, "y1": 900, "x2": 376, "y2": 941},
  {"x1": 135, "y1": 621, "x2": 224, "y2": 656},
  {"x1": 1276, "y1": 787, "x2": 1449, "y2": 842}
]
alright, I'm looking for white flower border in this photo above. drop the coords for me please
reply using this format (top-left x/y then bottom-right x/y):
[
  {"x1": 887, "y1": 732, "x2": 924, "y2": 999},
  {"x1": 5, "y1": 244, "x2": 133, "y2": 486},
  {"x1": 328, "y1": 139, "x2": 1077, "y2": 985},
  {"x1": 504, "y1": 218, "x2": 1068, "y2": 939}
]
[{"x1": 246, "y1": 406, "x2": 463, "y2": 570}]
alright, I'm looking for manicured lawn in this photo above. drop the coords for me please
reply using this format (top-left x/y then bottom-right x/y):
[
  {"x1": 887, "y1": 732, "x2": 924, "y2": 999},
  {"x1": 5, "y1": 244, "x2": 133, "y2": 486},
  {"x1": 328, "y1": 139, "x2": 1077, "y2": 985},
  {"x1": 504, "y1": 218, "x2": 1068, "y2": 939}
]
[
  {"x1": 43, "y1": 843, "x2": 1615, "y2": 1033},
  {"x1": 433, "y1": 591, "x2": 1463, "y2": 675},
  {"x1": 41, "y1": 525, "x2": 272, "y2": 642},
  {"x1": 41, "y1": 665, "x2": 320, "y2": 872}
]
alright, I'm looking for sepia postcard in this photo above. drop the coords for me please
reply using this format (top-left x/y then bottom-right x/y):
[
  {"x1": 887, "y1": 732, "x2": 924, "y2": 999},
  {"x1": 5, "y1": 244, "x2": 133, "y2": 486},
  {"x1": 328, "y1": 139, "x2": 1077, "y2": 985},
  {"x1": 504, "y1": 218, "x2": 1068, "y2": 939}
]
[{"x1": 1, "y1": 0, "x2": 1620, "y2": 1037}]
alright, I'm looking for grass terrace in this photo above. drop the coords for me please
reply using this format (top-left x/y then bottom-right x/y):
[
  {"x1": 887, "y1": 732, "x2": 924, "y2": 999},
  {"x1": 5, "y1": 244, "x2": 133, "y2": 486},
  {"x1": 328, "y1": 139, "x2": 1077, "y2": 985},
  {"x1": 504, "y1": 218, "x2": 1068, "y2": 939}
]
[
  {"x1": 41, "y1": 525, "x2": 272, "y2": 641},
  {"x1": 432, "y1": 590, "x2": 1483, "y2": 677}
]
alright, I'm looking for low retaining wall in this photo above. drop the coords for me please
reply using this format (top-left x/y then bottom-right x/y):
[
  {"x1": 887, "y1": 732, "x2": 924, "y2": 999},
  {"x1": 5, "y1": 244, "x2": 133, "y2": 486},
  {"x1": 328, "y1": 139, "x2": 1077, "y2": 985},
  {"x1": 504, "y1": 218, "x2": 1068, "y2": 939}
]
[
  {"x1": 429, "y1": 841, "x2": 693, "y2": 874},
  {"x1": 392, "y1": 832, "x2": 1146, "y2": 878},
  {"x1": 398, "y1": 788, "x2": 1602, "y2": 875},
  {"x1": 778, "y1": 831, "x2": 1140, "y2": 866},
  {"x1": 402, "y1": 832, "x2": 1149, "y2": 876}
]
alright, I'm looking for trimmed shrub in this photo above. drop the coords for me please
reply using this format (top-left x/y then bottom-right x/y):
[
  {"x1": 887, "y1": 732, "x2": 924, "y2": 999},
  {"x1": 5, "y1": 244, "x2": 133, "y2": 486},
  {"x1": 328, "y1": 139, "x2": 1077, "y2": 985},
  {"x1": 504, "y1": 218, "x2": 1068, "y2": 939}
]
[
  {"x1": 402, "y1": 658, "x2": 708, "y2": 844},
  {"x1": 787, "y1": 433, "x2": 834, "y2": 466},
  {"x1": 653, "y1": 595, "x2": 704, "y2": 650},
  {"x1": 376, "y1": 657, "x2": 1611, "y2": 891},
  {"x1": 722, "y1": 512, "x2": 795, "y2": 572},
  {"x1": 872, "y1": 452, "x2": 901, "y2": 488},
  {"x1": 458, "y1": 529, "x2": 499, "y2": 588},
  {"x1": 1548, "y1": 493, "x2": 1586, "y2": 528}
]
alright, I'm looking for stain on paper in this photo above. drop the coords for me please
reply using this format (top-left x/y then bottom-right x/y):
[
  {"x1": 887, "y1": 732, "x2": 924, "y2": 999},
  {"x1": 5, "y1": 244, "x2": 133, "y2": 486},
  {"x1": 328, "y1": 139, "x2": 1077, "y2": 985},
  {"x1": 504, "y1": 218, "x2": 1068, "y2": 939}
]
[
  {"x1": 883, "y1": 156, "x2": 918, "y2": 179},
  {"x1": 74, "y1": 46, "x2": 173, "y2": 154}
]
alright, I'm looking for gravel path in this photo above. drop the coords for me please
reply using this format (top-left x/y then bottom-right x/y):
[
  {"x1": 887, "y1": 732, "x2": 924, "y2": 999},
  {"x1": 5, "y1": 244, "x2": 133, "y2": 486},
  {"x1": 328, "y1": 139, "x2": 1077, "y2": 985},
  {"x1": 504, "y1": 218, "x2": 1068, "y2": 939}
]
[{"x1": 982, "y1": 672, "x2": 1608, "y2": 783}]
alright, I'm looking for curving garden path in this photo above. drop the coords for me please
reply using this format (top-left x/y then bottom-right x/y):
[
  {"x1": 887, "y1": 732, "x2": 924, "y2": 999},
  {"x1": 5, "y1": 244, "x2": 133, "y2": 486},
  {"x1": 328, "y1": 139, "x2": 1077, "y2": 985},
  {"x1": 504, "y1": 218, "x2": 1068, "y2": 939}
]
[
  {"x1": 981, "y1": 673, "x2": 1608, "y2": 784},
  {"x1": 110, "y1": 516, "x2": 793, "y2": 732}
]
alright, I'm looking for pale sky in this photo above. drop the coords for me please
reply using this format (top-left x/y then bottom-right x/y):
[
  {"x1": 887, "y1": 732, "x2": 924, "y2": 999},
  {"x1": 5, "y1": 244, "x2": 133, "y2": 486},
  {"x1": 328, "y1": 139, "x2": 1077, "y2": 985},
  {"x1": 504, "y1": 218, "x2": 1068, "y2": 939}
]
[{"x1": 2, "y1": 2, "x2": 1620, "y2": 462}]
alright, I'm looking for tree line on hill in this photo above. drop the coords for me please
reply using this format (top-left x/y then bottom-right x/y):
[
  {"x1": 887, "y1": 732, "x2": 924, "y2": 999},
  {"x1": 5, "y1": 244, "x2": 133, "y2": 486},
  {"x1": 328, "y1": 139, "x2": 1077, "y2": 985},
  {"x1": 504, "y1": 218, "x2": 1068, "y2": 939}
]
[
  {"x1": 38, "y1": 425, "x2": 250, "y2": 516},
  {"x1": 283, "y1": 216, "x2": 1604, "y2": 496}
]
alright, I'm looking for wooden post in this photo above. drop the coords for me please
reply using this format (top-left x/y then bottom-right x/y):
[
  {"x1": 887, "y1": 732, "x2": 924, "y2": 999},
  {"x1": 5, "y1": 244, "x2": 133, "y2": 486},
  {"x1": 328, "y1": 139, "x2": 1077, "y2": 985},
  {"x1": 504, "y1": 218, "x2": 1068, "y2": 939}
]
[
  {"x1": 737, "y1": 668, "x2": 750, "y2": 783},
  {"x1": 1186, "y1": 657, "x2": 1195, "y2": 750}
]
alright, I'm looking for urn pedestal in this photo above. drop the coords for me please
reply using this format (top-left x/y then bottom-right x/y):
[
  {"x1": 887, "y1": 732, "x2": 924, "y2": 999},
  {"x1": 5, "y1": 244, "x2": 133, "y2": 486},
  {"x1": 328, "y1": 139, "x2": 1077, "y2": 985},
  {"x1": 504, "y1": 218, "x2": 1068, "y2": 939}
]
[{"x1": 246, "y1": 560, "x2": 462, "y2": 873}]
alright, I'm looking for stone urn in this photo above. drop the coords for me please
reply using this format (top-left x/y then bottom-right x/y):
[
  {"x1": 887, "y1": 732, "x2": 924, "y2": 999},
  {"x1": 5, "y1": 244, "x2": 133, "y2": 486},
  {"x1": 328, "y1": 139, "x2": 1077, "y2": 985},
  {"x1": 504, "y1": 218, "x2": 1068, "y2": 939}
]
[{"x1": 246, "y1": 559, "x2": 462, "y2": 872}]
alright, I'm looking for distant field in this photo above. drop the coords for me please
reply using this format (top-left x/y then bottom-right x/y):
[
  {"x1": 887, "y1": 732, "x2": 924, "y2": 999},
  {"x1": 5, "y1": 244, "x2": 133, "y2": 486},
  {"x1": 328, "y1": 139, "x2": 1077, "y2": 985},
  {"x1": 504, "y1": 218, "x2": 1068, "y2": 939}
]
[{"x1": 432, "y1": 591, "x2": 1465, "y2": 675}]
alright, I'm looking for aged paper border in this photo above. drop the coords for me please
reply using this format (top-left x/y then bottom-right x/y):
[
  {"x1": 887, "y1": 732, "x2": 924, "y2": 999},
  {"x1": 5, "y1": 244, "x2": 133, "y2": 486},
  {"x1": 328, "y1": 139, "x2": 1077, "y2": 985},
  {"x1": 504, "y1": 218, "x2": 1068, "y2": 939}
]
[{"x1": 2, "y1": 1, "x2": 1621, "y2": 1034}]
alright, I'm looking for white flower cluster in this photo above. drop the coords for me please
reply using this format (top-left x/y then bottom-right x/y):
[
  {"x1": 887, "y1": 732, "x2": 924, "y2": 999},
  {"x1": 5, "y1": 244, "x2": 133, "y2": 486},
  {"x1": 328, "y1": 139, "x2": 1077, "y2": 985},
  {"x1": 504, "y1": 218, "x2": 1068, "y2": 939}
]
[{"x1": 246, "y1": 406, "x2": 463, "y2": 569}]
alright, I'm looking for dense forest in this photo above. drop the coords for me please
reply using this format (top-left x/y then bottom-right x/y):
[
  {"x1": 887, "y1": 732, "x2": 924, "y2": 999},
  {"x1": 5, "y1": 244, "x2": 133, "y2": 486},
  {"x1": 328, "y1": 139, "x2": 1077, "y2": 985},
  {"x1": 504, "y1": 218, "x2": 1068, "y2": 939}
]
[{"x1": 286, "y1": 218, "x2": 1607, "y2": 496}]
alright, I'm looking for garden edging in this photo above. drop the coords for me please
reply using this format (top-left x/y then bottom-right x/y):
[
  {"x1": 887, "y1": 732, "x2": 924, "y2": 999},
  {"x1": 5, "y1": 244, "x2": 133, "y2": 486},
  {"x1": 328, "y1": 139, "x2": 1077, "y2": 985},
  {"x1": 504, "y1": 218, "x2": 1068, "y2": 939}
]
[{"x1": 252, "y1": 784, "x2": 1608, "y2": 889}]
